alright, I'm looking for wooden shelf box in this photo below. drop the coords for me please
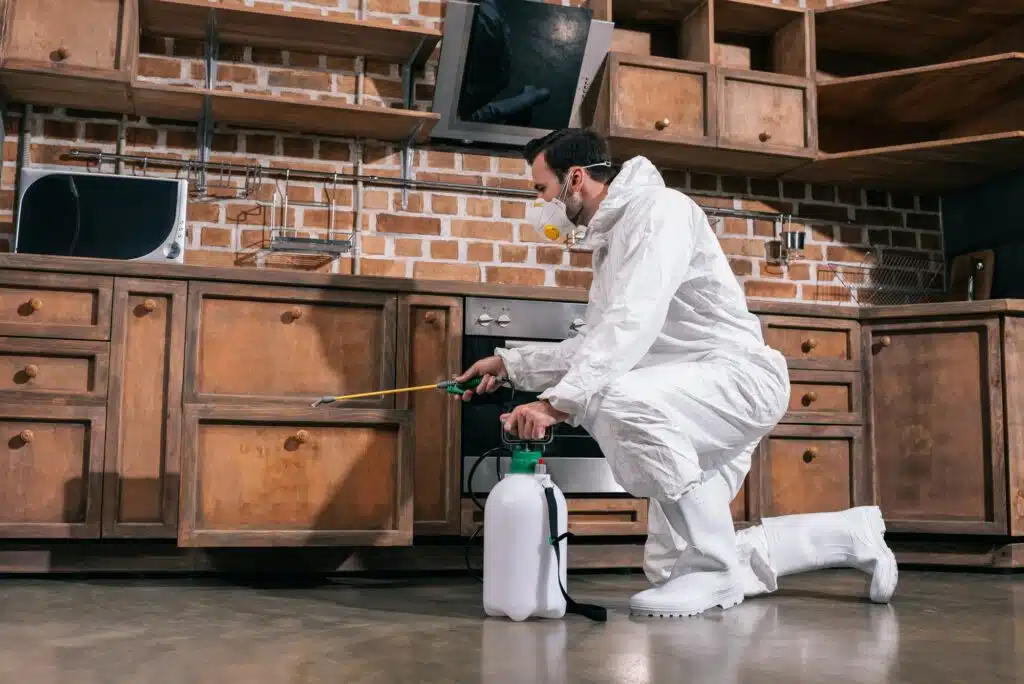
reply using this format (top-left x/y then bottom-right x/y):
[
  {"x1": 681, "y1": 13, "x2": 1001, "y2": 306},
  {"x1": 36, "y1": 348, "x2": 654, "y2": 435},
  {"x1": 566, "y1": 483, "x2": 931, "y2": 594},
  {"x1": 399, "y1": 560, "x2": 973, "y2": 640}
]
[{"x1": 714, "y1": 0, "x2": 812, "y2": 79}]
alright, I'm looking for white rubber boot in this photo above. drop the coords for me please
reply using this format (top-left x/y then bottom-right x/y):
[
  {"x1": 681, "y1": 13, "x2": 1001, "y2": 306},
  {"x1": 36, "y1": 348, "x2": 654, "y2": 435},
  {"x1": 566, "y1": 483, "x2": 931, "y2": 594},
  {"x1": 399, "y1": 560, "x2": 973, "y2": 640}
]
[
  {"x1": 736, "y1": 506, "x2": 898, "y2": 603},
  {"x1": 630, "y1": 474, "x2": 745, "y2": 617}
]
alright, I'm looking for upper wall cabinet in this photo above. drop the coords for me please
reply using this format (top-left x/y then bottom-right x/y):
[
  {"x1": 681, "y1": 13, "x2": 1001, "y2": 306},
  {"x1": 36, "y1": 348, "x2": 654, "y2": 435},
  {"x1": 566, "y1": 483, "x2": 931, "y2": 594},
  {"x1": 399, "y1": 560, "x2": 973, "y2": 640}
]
[
  {"x1": 586, "y1": 0, "x2": 817, "y2": 176},
  {"x1": 0, "y1": 0, "x2": 137, "y2": 111}
]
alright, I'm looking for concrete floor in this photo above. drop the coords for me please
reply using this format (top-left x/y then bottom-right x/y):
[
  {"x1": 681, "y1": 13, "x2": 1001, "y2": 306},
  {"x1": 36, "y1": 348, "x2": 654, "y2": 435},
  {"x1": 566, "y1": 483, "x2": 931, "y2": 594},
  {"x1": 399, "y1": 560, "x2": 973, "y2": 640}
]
[{"x1": 0, "y1": 570, "x2": 1020, "y2": 683}]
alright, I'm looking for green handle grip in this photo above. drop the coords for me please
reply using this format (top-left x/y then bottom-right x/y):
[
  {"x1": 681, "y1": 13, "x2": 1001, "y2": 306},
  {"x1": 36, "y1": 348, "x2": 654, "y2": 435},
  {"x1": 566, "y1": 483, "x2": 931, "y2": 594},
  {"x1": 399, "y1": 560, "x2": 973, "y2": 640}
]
[{"x1": 442, "y1": 376, "x2": 506, "y2": 395}]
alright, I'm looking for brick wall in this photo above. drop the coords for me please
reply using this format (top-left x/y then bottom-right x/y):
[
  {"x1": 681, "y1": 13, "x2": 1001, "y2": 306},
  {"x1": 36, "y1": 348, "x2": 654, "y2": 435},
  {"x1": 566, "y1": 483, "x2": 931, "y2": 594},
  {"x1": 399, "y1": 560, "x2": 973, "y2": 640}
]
[{"x1": 0, "y1": 0, "x2": 941, "y2": 303}]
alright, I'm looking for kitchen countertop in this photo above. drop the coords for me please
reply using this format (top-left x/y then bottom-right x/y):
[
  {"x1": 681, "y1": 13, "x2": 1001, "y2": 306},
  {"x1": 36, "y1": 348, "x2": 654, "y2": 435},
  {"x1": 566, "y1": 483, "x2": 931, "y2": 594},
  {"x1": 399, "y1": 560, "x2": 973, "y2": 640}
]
[{"x1": 1, "y1": 253, "x2": 1021, "y2": 319}]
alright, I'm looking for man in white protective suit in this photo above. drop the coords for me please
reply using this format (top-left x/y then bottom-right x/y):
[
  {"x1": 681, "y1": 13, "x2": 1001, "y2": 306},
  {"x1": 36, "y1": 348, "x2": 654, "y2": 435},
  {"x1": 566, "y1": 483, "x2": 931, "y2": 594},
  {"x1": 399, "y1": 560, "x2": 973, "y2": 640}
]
[{"x1": 455, "y1": 128, "x2": 898, "y2": 618}]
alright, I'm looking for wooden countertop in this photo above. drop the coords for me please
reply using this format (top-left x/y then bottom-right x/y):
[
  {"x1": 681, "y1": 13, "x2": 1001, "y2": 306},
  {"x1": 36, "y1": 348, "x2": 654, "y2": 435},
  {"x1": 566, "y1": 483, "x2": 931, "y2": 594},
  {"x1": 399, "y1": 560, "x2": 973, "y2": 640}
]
[{"x1": 2, "y1": 253, "x2": 1021, "y2": 319}]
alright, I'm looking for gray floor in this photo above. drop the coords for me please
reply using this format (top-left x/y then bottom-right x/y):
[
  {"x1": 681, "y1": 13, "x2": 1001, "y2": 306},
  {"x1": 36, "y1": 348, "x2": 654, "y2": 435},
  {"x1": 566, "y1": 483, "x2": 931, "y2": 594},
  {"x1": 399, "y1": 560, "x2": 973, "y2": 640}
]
[{"x1": 0, "y1": 570, "x2": 1020, "y2": 683}]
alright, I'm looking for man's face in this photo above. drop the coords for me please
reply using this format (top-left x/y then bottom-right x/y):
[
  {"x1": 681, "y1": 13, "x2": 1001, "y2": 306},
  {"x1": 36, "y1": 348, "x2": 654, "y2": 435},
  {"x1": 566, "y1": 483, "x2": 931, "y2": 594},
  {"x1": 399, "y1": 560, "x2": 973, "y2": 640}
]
[{"x1": 530, "y1": 152, "x2": 563, "y2": 202}]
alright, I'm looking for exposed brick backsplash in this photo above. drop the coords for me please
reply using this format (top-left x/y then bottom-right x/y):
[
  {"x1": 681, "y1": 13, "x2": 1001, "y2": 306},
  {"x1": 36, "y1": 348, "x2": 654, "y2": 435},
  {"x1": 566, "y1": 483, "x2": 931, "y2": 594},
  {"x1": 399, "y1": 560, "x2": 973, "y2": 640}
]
[{"x1": 0, "y1": 0, "x2": 940, "y2": 304}]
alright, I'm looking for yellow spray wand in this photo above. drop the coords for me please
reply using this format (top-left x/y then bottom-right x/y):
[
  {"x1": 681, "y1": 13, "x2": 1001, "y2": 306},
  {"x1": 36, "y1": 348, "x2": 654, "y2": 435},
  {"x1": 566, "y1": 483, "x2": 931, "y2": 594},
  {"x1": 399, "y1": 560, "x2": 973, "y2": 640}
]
[{"x1": 311, "y1": 376, "x2": 507, "y2": 407}]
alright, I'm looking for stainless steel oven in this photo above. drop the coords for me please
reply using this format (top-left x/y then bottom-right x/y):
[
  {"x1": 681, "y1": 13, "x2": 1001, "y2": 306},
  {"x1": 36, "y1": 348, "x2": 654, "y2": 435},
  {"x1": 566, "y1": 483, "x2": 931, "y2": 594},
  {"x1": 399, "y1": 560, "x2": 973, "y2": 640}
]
[{"x1": 460, "y1": 296, "x2": 625, "y2": 496}]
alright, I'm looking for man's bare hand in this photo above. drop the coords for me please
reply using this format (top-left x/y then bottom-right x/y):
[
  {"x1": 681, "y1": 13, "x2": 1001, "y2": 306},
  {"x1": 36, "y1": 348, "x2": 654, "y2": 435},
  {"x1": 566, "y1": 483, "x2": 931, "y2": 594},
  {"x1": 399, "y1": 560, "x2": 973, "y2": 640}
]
[
  {"x1": 500, "y1": 400, "x2": 568, "y2": 440},
  {"x1": 454, "y1": 355, "x2": 507, "y2": 401}
]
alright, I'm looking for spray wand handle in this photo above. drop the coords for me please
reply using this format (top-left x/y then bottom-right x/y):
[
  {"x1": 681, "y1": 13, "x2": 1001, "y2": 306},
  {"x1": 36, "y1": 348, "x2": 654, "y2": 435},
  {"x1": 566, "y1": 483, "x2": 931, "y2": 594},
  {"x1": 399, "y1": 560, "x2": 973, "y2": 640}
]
[{"x1": 440, "y1": 376, "x2": 508, "y2": 395}]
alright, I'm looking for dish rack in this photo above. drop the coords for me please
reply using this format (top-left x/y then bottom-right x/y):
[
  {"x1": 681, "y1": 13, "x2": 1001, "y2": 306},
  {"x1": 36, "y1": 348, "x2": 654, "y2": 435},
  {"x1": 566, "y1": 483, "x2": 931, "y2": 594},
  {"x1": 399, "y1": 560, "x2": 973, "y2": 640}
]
[{"x1": 815, "y1": 248, "x2": 946, "y2": 306}]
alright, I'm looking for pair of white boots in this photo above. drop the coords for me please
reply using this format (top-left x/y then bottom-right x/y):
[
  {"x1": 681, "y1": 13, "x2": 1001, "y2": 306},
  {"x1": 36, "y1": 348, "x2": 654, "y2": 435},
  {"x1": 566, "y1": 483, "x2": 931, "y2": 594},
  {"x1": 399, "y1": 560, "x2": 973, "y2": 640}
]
[{"x1": 630, "y1": 473, "x2": 898, "y2": 617}]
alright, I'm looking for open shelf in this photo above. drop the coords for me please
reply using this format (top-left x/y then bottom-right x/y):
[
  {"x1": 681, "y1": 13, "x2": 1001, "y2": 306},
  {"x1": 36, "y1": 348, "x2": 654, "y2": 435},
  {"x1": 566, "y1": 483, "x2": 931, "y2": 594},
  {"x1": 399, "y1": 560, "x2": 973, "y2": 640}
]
[
  {"x1": 132, "y1": 84, "x2": 438, "y2": 142},
  {"x1": 783, "y1": 132, "x2": 1024, "y2": 191},
  {"x1": 608, "y1": 0, "x2": 710, "y2": 62},
  {"x1": 814, "y1": 0, "x2": 1019, "y2": 78},
  {"x1": 817, "y1": 53, "x2": 1024, "y2": 153},
  {"x1": 713, "y1": 0, "x2": 810, "y2": 78},
  {"x1": 138, "y1": 0, "x2": 440, "y2": 66}
]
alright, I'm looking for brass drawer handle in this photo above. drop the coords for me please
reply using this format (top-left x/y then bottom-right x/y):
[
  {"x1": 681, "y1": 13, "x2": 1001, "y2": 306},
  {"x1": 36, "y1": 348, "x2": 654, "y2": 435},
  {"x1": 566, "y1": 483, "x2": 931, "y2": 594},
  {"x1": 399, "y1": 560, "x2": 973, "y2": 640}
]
[
  {"x1": 53, "y1": 46, "x2": 70, "y2": 61},
  {"x1": 655, "y1": 118, "x2": 670, "y2": 131},
  {"x1": 424, "y1": 311, "x2": 439, "y2": 324},
  {"x1": 801, "y1": 338, "x2": 817, "y2": 353},
  {"x1": 18, "y1": 429, "x2": 34, "y2": 444},
  {"x1": 802, "y1": 447, "x2": 818, "y2": 463},
  {"x1": 27, "y1": 297, "x2": 43, "y2": 313},
  {"x1": 141, "y1": 298, "x2": 157, "y2": 313},
  {"x1": 878, "y1": 336, "x2": 892, "y2": 347},
  {"x1": 24, "y1": 364, "x2": 39, "y2": 379},
  {"x1": 802, "y1": 391, "x2": 817, "y2": 405},
  {"x1": 759, "y1": 131, "x2": 772, "y2": 143},
  {"x1": 294, "y1": 429, "x2": 310, "y2": 444},
  {"x1": 287, "y1": 306, "x2": 303, "y2": 321}
]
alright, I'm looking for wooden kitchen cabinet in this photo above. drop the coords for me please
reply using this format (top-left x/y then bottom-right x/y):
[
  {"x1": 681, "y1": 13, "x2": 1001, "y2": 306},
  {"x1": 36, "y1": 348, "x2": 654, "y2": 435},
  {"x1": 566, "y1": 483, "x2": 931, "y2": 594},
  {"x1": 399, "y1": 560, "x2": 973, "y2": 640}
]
[
  {"x1": 865, "y1": 318, "x2": 1007, "y2": 534},
  {"x1": 717, "y1": 69, "x2": 815, "y2": 156},
  {"x1": 461, "y1": 497, "x2": 649, "y2": 537},
  {"x1": 0, "y1": 271, "x2": 113, "y2": 341},
  {"x1": 396, "y1": 295, "x2": 463, "y2": 536},
  {"x1": 102, "y1": 278, "x2": 186, "y2": 539},
  {"x1": 184, "y1": 281, "x2": 398, "y2": 407},
  {"x1": 0, "y1": 0, "x2": 136, "y2": 111},
  {"x1": 0, "y1": 337, "x2": 109, "y2": 404},
  {"x1": 179, "y1": 405, "x2": 414, "y2": 547},
  {"x1": 0, "y1": 404, "x2": 106, "y2": 538}
]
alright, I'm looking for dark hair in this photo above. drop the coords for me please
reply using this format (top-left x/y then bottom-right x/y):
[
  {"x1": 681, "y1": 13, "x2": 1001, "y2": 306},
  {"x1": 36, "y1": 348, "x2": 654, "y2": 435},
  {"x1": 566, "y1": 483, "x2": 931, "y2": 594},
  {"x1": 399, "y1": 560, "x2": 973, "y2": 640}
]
[{"x1": 523, "y1": 128, "x2": 617, "y2": 184}]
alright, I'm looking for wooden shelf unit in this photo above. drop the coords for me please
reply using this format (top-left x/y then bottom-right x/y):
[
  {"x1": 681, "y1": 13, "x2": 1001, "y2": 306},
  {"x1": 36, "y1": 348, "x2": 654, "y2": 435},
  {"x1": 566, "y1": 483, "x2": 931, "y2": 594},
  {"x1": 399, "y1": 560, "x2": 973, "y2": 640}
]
[
  {"x1": 714, "y1": 0, "x2": 812, "y2": 78},
  {"x1": 132, "y1": 83, "x2": 438, "y2": 143},
  {"x1": 138, "y1": 0, "x2": 441, "y2": 67}
]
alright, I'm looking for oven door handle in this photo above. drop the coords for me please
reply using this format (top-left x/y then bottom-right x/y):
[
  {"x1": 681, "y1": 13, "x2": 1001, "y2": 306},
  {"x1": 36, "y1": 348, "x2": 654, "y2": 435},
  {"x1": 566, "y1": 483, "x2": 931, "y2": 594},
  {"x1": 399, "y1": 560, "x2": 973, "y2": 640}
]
[{"x1": 502, "y1": 339, "x2": 562, "y2": 350}]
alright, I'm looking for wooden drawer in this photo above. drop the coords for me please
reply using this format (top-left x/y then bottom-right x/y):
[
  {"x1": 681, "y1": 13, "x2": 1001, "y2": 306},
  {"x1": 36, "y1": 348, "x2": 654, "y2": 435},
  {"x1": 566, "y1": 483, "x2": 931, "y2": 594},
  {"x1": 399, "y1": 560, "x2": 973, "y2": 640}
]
[
  {"x1": 782, "y1": 370, "x2": 862, "y2": 425},
  {"x1": 760, "y1": 315, "x2": 860, "y2": 371},
  {"x1": 760, "y1": 425, "x2": 867, "y2": 517},
  {"x1": 0, "y1": 404, "x2": 105, "y2": 538},
  {"x1": 0, "y1": 272, "x2": 113, "y2": 340},
  {"x1": 179, "y1": 405, "x2": 414, "y2": 547},
  {"x1": 718, "y1": 69, "x2": 814, "y2": 155},
  {"x1": 605, "y1": 53, "x2": 715, "y2": 146},
  {"x1": 462, "y1": 497, "x2": 648, "y2": 537},
  {"x1": 0, "y1": 337, "x2": 109, "y2": 403},
  {"x1": 185, "y1": 282, "x2": 398, "y2": 406}
]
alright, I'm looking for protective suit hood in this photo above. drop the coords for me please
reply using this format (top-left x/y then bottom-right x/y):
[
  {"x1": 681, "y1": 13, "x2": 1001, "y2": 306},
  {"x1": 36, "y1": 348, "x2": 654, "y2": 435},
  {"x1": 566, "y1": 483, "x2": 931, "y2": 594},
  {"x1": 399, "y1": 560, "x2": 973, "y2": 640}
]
[{"x1": 577, "y1": 156, "x2": 665, "y2": 250}]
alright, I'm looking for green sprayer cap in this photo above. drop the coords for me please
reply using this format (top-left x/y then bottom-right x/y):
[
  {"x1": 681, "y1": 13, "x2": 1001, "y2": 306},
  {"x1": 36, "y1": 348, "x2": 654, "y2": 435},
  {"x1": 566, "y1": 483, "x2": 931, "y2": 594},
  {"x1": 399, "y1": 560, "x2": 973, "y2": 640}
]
[{"x1": 508, "y1": 446, "x2": 543, "y2": 474}]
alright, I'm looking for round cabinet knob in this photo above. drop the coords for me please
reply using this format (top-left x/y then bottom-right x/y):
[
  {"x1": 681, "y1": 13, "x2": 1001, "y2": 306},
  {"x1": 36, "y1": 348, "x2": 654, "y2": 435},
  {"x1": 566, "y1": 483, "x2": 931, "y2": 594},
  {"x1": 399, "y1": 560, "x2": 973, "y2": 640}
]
[
  {"x1": 288, "y1": 306, "x2": 303, "y2": 321},
  {"x1": 423, "y1": 311, "x2": 439, "y2": 324},
  {"x1": 801, "y1": 338, "x2": 818, "y2": 353},
  {"x1": 759, "y1": 131, "x2": 772, "y2": 143},
  {"x1": 28, "y1": 298, "x2": 43, "y2": 312},
  {"x1": 54, "y1": 46, "x2": 69, "y2": 61},
  {"x1": 24, "y1": 364, "x2": 39, "y2": 379},
  {"x1": 477, "y1": 313, "x2": 494, "y2": 326},
  {"x1": 803, "y1": 391, "x2": 818, "y2": 405},
  {"x1": 655, "y1": 118, "x2": 670, "y2": 131},
  {"x1": 879, "y1": 336, "x2": 892, "y2": 347},
  {"x1": 294, "y1": 429, "x2": 309, "y2": 444},
  {"x1": 19, "y1": 429, "x2": 34, "y2": 444},
  {"x1": 802, "y1": 447, "x2": 818, "y2": 463},
  {"x1": 142, "y1": 299, "x2": 157, "y2": 313},
  {"x1": 496, "y1": 314, "x2": 511, "y2": 327}
]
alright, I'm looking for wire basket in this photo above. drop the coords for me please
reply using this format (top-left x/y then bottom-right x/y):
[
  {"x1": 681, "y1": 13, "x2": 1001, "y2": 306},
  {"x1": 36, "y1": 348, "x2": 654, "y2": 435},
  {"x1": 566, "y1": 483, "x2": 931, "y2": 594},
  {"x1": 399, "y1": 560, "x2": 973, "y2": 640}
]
[{"x1": 815, "y1": 248, "x2": 947, "y2": 307}]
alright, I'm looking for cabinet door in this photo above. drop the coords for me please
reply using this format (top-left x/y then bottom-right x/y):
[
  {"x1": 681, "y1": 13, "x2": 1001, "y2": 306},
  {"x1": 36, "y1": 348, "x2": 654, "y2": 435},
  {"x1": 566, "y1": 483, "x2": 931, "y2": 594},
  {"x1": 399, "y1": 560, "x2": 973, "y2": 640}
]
[
  {"x1": 179, "y1": 405, "x2": 414, "y2": 547},
  {"x1": 867, "y1": 320, "x2": 1006, "y2": 534},
  {"x1": 718, "y1": 69, "x2": 815, "y2": 155},
  {"x1": 760, "y1": 315, "x2": 860, "y2": 371},
  {"x1": 396, "y1": 295, "x2": 462, "y2": 535},
  {"x1": 761, "y1": 425, "x2": 867, "y2": 517},
  {"x1": 185, "y1": 282, "x2": 398, "y2": 407},
  {"x1": 102, "y1": 278, "x2": 186, "y2": 539},
  {"x1": 0, "y1": 404, "x2": 105, "y2": 538},
  {"x1": 0, "y1": 271, "x2": 113, "y2": 341},
  {"x1": 2, "y1": 0, "x2": 136, "y2": 74}
]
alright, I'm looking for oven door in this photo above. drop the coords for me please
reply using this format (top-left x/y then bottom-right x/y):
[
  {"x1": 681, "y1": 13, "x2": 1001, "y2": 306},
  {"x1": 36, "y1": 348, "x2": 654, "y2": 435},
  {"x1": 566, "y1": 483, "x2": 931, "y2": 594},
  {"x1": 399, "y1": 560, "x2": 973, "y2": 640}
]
[{"x1": 460, "y1": 336, "x2": 625, "y2": 495}]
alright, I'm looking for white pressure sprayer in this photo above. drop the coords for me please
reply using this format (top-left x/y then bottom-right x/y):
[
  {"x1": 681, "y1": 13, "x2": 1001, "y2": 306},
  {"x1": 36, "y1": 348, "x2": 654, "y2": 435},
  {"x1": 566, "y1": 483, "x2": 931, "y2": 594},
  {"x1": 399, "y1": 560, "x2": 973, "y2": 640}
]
[{"x1": 482, "y1": 430, "x2": 607, "y2": 623}]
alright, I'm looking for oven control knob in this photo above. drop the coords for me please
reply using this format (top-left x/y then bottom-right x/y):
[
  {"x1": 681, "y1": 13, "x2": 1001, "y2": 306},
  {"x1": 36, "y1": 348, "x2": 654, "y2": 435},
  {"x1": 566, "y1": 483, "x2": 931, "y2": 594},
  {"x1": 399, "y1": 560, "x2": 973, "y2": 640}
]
[
  {"x1": 570, "y1": 318, "x2": 586, "y2": 331},
  {"x1": 477, "y1": 313, "x2": 494, "y2": 326},
  {"x1": 496, "y1": 314, "x2": 511, "y2": 327}
]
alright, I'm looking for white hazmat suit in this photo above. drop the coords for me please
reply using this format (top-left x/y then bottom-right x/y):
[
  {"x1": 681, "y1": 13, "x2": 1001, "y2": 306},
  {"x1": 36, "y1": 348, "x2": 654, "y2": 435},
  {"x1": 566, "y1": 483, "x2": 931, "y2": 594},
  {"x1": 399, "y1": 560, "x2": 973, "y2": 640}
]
[{"x1": 496, "y1": 156, "x2": 896, "y2": 616}]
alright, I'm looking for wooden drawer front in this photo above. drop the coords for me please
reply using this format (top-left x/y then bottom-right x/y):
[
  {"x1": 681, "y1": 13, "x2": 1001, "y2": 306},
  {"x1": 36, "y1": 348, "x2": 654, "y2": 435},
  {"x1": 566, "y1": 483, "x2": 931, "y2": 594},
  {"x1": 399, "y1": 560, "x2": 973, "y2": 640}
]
[
  {"x1": 3, "y1": 0, "x2": 135, "y2": 73},
  {"x1": 782, "y1": 370, "x2": 862, "y2": 425},
  {"x1": 719, "y1": 71, "x2": 810, "y2": 152},
  {"x1": 180, "y1": 406, "x2": 413, "y2": 547},
  {"x1": 0, "y1": 405, "x2": 105, "y2": 538},
  {"x1": 0, "y1": 337, "x2": 108, "y2": 403},
  {"x1": 761, "y1": 426, "x2": 867, "y2": 516},
  {"x1": 609, "y1": 54, "x2": 714, "y2": 143},
  {"x1": 760, "y1": 315, "x2": 859, "y2": 371},
  {"x1": 462, "y1": 497, "x2": 648, "y2": 537},
  {"x1": 0, "y1": 272, "x2": 113, "y2": 340},
  {"x1": 187, "y1": 283, "x2": 397, "y2": 406}
]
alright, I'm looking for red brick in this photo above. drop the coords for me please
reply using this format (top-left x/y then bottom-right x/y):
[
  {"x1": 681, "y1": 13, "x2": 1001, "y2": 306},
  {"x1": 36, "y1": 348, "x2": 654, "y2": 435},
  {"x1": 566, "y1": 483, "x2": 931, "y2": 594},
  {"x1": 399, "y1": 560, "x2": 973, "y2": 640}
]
[
  {"x1": 690, "y1": 173, "x2": 718, "y2": 191},
  {"x1": 836, "y1": 186, "x2": 863, "y2": 205},
  {"x1": 798, "y1": 204, "x2": 850, "y2": 223},
  {"x1": 486, "y1": 266, "x2": 545, "y2": 287},
  {"x1": 744, "y1": 280, "x2": 798, "y2": 299},
  {"x1": 239, "y1": 229, "x2": 268, "y2": 250},
  {"x1": 810, "y1": 184, "x2": 836, "y2": 202},
  {"x1": 801, "y1": 244, "x2": 824, "y2": 261},
  {"x1": 864, "y1": 189, "x2": 888, "y2": 207},
  {"x1": 426, "y1": 151, "x2": 457, "y2": 169},
  {"x1": 536, "y1": 246, "x2": 564, "y2": 265},
  {"x1": 749, "y1": 178, "x2": 780, "y2": 197},
  {"x1": 498, "y1": 157, "x2": 527, "y2": 175},
  {"x1": 501, "y1": 201, "x2": 527, "y2": 219},
  {"x1": 826, "y1": 245, "x2": 870, "y2": 263},
  {"x1": 695, "y1": 197, "x2": 733, "y2": 213},
  {"x1": 420, "y1": 1, "x2": 445, "y2": 16},
  {"x1": 218, "y1": 64, "x2": 259, "y2": 84},
  {"x1": 718, "y1": 237, "x2": 768, "y2": 258},
  {"x1": 722, "y1": 217, "x2": 748, "y2": 235},
  {"x1": 304, "y1": 209, "x2": 355, "y2": 230},
  {"x1": 569, "y1": 251, "x2": 592, "y2": 268},
  {"x1": 0, "y1": 237, "x2": 10, "y2": 253},
  {"x1": 919, "y1": 195, "x2": 940, "y2": 212},
  {"x1": 364, "y1": 77, "x2": 404, "y2": 100},
  {"x1": 201, "y1": 227, "x2": 233, "y2": 247},
  {"x1": 759, "y1": 262, "x2": 785, "y2": 279},
  {"x1": 721, "y1": 176, "x2": 748, "y2": 194},
  {"x1": 466, "y1": 198, "x2": 494, "y2": 217},
  {"x1": 377, "y1": 214, "x2": 441, "y2": 235},
  {"x1": 363, "y1": 190, "x2": 389, "y2": 210},
  {"x1": 839, "y1": 227, "x2": 864, "y2": 245},
  {"x1": 555, "y1": 269, "x2": 593, "y2": 289},
  {"x1": 729, "y1": 258, "x2": 753, "y2": 276},
  {"x1": 451, "y1": 219, "x2": 513, "y2": 241},
  {"x1": 187, "y1": 202, "x2": 221, "y2": 223},
  {"x1": 484, "y1": 176, "x2": 533, "y2": 191},
  {"x1": 83, "y1": 123, "x2": 118, "y2": 143},
  {"x1": 391, "y1": 192, "x2": 425, "y2": 213},
  {"x1": 395, "y1": 238, "x2": 423, "y2": 257},
  {"x1": 358, "y1": 234, "x2": 387, "y2": 255},
  {"x1": 500, "y1": 244, "x2": 528, "y2": 263},
  {"x1": 247, "y1": 134, "x2": 277, "y2": 155},
  {"x1": 166, "y1": 129, "x2": 195, "y2": 150},
  {"x1": 185, "y1": 249, "x2": 237, "y2": 268},
  {"x1": 430, "y1": 240, "x2": 459, "y2": 259},
  {"x1": 781, "y1": 181, "x2": 807, "y2": 200},
  {"x1": 268, "y1": 68, "x2": 331, "y2": 91},
  {"x1": 127, "y1": 127, "x2": 160, "y2": 147},
  {"x1": 368, "y1": 0, "x2": 412, "y2": 12},
  {"x1": 868, "y1": 229, "x2": 891, "y2": 246},
  {"x1": 43, "y1": 120, "x2": 78, "y2": 140},
  {"x1": 419, "y1": 171, "x2": 481, "y2": 185},
  {"x1": 30, "y1": 143, "x2": 81, "y2": 166},
  {"x1": 786, "y1": 263, "x2": 812, "y2": 281},
  {"x1": 906, "y1": 213, "x2": 941, "y2": 231},
  {"x1": 212, "y1": 133, "x2": 238, "y2": 153},
  {"x1": 289, "y1": 51, "x2": 322, "y2": 68},
  {"x1": 753, "y1": 220, "x2": 776, "y2": 237},
  {"x1": 282, "y1": 137, "x2": 315, "y2": 158},
  {"x1": 361, "y1": 258, "x2": 407, "y2": 278},
  {"x1": 325, "y1": 55, "x2": 358, "y2": 71},
  {"x1": 466, "y1": 242, "x2": 494, "y2": 262},
  {"x1": 855, "y1": 209, "x2": 904, "y2": 227},
  {"x1": 890, "y1": 230, "x2": 918, "y2": 248},
  {"x1": 319, "y1": 140, "x2": 351, "y2": 161},
  {"x1": 431, "y1": 195, "x2": 458, "y2": 215},
  {"x1": 136, "y1": 55, "x2": 183, "y2": 79},
  {"x1": 810, "y1": 224, "x2": 835, "y2": 242},
  {"x1": 462, "y1": 154, "x2": 493, "y2": 172},
  {"x1": 414, "y1": 262, "x2": 481, "y2": 282},
  {"x1": 919, "y1": 233, "x2": 942, "y2": 251}
]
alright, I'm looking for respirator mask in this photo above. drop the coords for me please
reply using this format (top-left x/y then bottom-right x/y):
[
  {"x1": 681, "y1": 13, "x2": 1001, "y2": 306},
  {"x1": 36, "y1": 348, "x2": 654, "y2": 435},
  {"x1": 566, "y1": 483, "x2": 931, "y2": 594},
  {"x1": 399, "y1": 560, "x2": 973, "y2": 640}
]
[{"x1": 526, "y1": 161, "x2": 611, "y2": 250}]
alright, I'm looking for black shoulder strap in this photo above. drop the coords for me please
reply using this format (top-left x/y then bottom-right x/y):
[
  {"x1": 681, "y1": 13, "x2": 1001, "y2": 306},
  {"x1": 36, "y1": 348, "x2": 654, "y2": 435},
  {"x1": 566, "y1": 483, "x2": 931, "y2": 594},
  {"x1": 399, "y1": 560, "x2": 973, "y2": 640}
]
[{"x1": 543, "y1": 486, "x2": 608, "y2": 623}]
